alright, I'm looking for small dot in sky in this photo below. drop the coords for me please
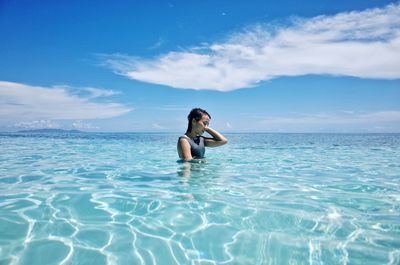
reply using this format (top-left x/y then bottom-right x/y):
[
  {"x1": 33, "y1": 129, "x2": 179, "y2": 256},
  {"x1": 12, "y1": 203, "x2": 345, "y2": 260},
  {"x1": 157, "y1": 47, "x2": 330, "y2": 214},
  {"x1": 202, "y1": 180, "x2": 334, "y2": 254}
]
[{"x1": 221, "y1": 12, "x2": 226, "y2": 16}]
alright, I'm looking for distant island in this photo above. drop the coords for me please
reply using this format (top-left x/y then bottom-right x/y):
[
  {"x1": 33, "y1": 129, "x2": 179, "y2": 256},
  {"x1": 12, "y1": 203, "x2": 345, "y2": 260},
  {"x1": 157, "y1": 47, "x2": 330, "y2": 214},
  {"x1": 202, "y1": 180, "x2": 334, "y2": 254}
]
[{"x1": 17, "y1": 129, "x2": 83, "y2": 133}]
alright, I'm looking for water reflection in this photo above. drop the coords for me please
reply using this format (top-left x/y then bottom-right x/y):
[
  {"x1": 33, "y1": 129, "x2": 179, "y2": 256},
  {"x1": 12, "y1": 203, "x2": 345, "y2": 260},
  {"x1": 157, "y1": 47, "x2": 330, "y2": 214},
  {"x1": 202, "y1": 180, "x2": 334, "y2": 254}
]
[
  {"x1": 176, "y1": 158, "x2": 208, "y2": 177},
  {"x1": 177, "y1": 161, "x2": 192, "y2": 178}
]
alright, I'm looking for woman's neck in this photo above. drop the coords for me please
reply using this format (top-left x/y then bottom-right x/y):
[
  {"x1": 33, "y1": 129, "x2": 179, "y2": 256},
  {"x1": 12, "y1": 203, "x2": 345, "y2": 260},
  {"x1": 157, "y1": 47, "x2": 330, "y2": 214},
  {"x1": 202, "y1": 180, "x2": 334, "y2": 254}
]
[{"x1": 185, "y1": 131, "x2": 197, "y2": 138}]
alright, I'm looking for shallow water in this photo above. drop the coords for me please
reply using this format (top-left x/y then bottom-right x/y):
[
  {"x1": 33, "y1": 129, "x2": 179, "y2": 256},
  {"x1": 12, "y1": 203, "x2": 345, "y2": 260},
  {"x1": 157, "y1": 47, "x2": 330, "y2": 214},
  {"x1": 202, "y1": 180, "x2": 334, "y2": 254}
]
[{"x1": 0, "y1": 132, "x2": 399, "y2": 265}]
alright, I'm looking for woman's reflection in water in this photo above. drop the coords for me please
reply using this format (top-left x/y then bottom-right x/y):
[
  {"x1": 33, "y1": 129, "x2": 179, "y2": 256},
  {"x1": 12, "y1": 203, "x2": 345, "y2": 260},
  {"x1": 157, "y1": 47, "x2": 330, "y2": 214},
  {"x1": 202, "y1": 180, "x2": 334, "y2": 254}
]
[
  {"x1": 177, "y1": 160, "x2": 207, "y2": 180},
  {"x1": 177, "y1": 161, "x2": 192, "y2": 179}
]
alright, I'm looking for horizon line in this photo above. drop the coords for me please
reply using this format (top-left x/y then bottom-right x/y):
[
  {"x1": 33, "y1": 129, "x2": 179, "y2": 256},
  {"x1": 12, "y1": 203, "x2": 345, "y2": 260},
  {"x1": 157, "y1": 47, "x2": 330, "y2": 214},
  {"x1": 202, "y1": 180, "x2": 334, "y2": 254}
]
[{"x1": 1, "y1": 130, "x2": 400, "y2": 134}]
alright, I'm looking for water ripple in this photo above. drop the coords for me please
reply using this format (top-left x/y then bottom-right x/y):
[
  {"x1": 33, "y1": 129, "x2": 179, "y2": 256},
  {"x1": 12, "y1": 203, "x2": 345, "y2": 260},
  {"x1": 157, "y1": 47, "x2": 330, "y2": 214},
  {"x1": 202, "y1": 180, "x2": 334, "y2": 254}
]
[{"x1": 0, "y1": 133, "x2": 399, "y2": 264}]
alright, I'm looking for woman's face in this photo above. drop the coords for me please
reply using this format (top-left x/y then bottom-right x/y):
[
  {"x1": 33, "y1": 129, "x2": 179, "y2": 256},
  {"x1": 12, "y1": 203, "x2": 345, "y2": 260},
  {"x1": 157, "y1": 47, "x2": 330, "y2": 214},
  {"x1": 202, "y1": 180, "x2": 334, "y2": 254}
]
[{"x1": 192, "y1": 115, "x2": 210, "y2": 135}]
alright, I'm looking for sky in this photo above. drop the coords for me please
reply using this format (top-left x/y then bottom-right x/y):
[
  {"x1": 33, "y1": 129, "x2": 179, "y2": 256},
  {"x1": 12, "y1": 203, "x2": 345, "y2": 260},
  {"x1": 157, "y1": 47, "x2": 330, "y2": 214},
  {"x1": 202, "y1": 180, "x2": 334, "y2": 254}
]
[{"x1": 1, "y1": 0, "x2": 399, "y2": 133}]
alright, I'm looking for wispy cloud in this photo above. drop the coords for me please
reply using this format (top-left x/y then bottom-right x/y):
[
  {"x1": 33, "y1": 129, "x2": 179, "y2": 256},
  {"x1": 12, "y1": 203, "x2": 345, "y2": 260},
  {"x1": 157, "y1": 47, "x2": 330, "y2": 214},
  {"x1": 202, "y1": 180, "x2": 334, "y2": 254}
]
[
  {"x1": 103, "y1": 3, "x2": 400, "y2": 91},
  {"x1": 261, "y1": 111, "x2": 400, "y2": 125},
  {"x1": 0, "y1": 81, "x2": 132, "y2": 124},
  {"x1": 14, "y1": 120, "x2": 61, "y2": 129},
  {"x1": 258, "y1": 111, "x2": 400, "y2": 132},
  {"x1": 72, "y1": 120, "x2": 99, "y2": 130},
  {"x1": 81, "y1": 87, "x2": 120, "y2": 98},
  {"x1": 158, "y1": 105, "x2": 190, "y2": 111},
  {"x1": 148, "y1": 37, "x2": 165, "y2": 50}
]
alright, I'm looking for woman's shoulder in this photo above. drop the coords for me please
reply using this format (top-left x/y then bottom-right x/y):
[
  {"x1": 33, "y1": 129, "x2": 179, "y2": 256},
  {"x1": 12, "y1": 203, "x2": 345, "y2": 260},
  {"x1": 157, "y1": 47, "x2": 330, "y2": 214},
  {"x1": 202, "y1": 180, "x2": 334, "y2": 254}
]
[
  {"x1": 178, "y1": 135, "x2": 191, "y2": 143},
  {"x1": 178, "y1": 135, "x2": 204, "y2": 143}
]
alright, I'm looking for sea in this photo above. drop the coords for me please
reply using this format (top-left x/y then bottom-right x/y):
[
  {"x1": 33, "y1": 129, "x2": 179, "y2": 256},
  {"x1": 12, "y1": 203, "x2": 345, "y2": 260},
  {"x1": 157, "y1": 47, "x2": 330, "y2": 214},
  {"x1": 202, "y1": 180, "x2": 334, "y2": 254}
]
[{"x1": 0, "y1": 132, "x2": 399, "y2": 265}]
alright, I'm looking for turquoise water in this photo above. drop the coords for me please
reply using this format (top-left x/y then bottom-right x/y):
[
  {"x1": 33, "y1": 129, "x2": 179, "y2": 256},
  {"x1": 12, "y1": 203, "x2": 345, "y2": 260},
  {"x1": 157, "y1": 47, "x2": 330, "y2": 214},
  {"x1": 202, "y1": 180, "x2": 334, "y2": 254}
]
[{"x1": 0, "y1": 132, "x2": 399, "y2": 265}]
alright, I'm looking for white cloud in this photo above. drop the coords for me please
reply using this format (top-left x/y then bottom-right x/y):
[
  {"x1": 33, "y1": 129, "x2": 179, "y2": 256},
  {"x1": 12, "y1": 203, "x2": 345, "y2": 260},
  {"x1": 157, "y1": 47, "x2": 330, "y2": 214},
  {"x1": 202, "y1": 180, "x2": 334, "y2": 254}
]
[
  {"x1": 258, "y1": 111, "x2": 400, "y2": 132},
  {"x1": 104, "y1": 3, "x2": 400, "y2": 91},
  {"x1": 0, "y1": 81, "x2": 132, "y2": 123},
  {"x1": 14, "y1": 120, "x2": 61, "y2": 129},
  {"x1": 159, "y1": 105, "x2": 190, "y2": 111},
  {"x1": 81, "y1": 87, "x2": 120, "y2": 98},
  {"x1": 72, "y1": 120, "x2": 99, "y2": 130},
  {"x1": 148, "y1": 37, "x2": 165, "y2": 50},
  {"x1": 261, "y1": 111, "x2": 400, "y2": 125}
]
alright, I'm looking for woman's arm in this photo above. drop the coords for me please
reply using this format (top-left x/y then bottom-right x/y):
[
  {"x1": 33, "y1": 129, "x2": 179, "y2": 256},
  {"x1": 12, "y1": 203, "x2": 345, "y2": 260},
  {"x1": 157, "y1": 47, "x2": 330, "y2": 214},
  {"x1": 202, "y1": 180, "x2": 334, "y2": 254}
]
[
  {"x1": 204, "y1": 127, "x2": 228, "y2": 147},
  {"x1": 177, "y1": 138, "x2": 193, "y2": 161}
]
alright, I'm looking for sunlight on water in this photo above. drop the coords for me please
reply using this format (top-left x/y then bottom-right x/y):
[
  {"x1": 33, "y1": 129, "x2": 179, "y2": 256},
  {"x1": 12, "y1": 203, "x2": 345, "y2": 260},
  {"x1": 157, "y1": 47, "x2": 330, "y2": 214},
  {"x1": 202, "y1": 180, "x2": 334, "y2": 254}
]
[{"x1": 0, "y1": 132, "x2": 399, "y2": 265}]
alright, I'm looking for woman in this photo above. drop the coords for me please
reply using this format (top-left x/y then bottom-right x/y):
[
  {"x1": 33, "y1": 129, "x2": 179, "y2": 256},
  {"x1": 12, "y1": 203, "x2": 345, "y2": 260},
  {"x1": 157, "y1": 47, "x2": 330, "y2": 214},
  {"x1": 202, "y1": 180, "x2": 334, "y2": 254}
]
[{"x1": 177, "y1": 108, "x2": 228, "y2": 161}]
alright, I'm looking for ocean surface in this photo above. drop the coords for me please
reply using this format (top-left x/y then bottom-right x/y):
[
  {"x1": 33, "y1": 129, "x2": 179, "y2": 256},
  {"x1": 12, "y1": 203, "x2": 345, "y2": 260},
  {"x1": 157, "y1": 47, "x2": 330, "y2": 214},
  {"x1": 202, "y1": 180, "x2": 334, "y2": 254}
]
[{"x1": 0, "y1": 132, "x2": 399, "y2": 265}]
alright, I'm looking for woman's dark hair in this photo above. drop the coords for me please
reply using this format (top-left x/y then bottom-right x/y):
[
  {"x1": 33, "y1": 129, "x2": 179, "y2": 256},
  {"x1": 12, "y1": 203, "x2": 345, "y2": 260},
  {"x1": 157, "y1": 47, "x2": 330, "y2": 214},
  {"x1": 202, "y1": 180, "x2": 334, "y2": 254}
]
[{"x1": 186, "y1": 108, "x2": 211, "y2": 133}]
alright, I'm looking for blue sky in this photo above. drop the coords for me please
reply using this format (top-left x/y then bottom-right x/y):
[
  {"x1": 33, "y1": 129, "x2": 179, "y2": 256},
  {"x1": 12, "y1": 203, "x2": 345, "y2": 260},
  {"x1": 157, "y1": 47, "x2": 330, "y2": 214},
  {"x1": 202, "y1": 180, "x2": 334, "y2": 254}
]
[{"x1": 1, "y1": 0, "x2": 399, "y2": 132}]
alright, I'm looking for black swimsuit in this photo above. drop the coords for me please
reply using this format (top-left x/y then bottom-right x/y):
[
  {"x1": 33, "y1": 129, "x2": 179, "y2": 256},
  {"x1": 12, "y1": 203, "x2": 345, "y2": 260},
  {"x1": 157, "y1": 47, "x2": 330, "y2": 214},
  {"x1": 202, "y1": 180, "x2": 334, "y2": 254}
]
[{"x1": 179, "y1": 135, "x2": 205, "y2": 158}]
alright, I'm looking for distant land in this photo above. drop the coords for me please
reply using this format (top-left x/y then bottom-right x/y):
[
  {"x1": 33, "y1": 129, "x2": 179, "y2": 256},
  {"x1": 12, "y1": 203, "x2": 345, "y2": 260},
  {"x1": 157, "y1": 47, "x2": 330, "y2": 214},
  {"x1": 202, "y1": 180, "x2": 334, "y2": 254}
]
[{"x1": 17, "y1": 129, "x2": 83, "y2": 133}]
